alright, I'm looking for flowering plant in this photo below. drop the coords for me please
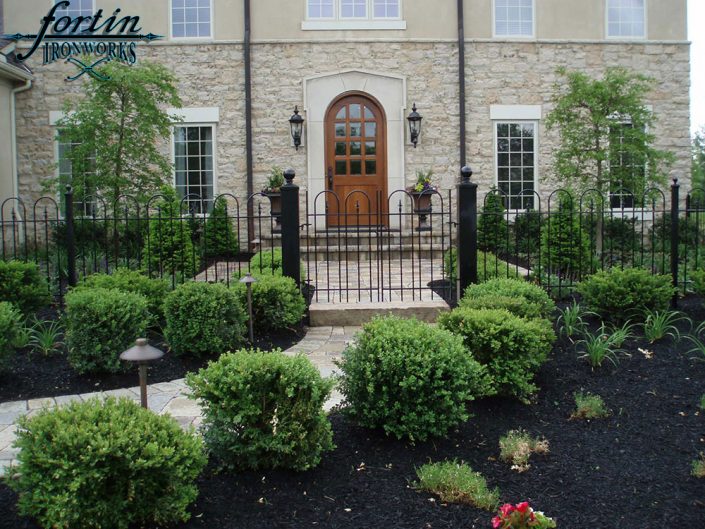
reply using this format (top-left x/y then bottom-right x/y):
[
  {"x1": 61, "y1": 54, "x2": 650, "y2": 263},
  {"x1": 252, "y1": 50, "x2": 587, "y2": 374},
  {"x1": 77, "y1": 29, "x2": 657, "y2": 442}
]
[
  {"x1": 411, "y1": 169, "x2": 435, "y2": 193},
  {"x1": 492, "y1": 502, "x2": 556, "y2": 529}
]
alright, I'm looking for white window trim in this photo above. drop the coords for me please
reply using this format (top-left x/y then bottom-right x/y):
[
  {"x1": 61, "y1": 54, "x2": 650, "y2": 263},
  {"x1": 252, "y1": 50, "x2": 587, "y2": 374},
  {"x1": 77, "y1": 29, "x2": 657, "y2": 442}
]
[
  {"x1": 490, "y1": 105, "x2": 542, "y2": 121},
  {"x1": 607, "y1": 115, "x2": 650, "y2": 212},
  {"x1": 492, "y1": 0, "x2": 536, "y2": 39},
  {"x1": 171, "y1": 118, "x2": 219, "y2": 213},
  {"x1": 605, "y1": 0, "x2": 647, "y2": 40},
  {"x1": 492, "y1": 119, "x2": 540, "y2": 212},
  {"x1": 169, "y1": 0, "x2": 214, "y2": 42},
  {"x1": 302, "y1": 0, "x2": 405, "y2": 31},
  {"x1": 51, "y1": 0, "x2": 96, "y2": 29}
]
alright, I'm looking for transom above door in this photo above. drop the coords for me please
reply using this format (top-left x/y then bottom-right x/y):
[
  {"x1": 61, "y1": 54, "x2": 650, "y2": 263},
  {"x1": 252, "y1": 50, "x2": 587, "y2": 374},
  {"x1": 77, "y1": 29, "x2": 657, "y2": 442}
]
[{"x1": 325, "y1": 93, "x2": 387, "y2": 227}]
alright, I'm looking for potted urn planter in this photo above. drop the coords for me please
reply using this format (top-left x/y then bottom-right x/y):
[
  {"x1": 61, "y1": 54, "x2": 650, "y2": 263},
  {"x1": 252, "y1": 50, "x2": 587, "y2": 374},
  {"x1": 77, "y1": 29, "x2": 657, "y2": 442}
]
[
  {"x1": 409, "y1": 169, "x2": 435, "y2": 232},
  {"x1": 263, "y1": 166, "x2": 285, "y2": 232}
]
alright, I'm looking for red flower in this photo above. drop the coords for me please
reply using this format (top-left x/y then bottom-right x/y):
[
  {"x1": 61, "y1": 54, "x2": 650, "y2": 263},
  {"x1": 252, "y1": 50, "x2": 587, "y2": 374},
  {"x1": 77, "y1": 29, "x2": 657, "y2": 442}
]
[
  {"x1": 491, "y1": 516, "x2": 502, "y2": 529},
  {"x1": 499, "y1": 503, "x2": 514, "y2": 516},
  {"x1": 516, "y1": 501, "x2": 530, "y2": 514}
]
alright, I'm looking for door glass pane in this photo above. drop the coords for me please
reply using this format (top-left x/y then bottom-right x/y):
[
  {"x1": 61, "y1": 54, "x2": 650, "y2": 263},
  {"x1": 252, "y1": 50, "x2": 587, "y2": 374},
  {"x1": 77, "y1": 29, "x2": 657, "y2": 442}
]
[
  {"x1": 350, "y1": 141, "x2": 361, "y2": 155},
  {"x1": 335, "y1": 161, "x2": 347, "y2": 175},
  {"x1": 365, "y1": 141, "x2": 376, "y2": 155},
  {"x1": 364, "y1": 122, "x2": 376, "y2": 138},
  {"x1": 365, "y1": 160, "x2": 376, "y2": 175},
  {"x1": 350, "y1": 160, "x2": 361, "y2": 175},
  {"x1": 364, "y1": 106, "x2": 374, "y2": 119},
  {"x1": 349, "y1": 123, "x2": 361, "y2": 137},
  {"x1": 336, "y1": 107, "x2": 347, "y2": 119},
  {"x1": 335, "y1": 123, "x2": 346, "y2": 137},
  {"x1": 335, "y1": 142, "x2": 346, "y2": 155},
  {"x1": 349, "y1": 104, "x2": 361, "y2": 119}
]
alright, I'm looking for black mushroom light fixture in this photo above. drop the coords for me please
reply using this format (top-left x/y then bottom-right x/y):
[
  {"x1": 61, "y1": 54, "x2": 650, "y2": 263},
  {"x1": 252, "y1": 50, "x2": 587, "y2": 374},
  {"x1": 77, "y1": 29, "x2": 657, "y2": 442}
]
[
  {"x1": 407, "y1": 103, "x2": 422, "y2": 148},
  {"x1": 289, "y1": 106, "x2": 304, "y2": 150}
]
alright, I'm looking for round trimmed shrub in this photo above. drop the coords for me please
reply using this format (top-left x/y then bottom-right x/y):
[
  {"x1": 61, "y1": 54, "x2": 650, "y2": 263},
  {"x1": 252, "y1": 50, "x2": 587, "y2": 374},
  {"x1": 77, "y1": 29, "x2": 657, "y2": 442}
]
[
  {"x1": 250, "y1": 248, "x2": 284, "y2": 274},
  {"x1": 0, "y1": 301, "x2": 24, "y2": 369},
  {"x1": 461, "y1": 278, "x2": 556, "y2": 318},
  {"x1": 0, "y1": 260, "x2": 51, "y2": 315},
  {"x1": 8, "y1": 397, "x2": 206, "y2": 529},
  {"x1": 79, "y1": 268, "x2": 170, "y2": 322},
  {"x1": 233, "y1": 274, "x2": 305, "y2": 332},
  {"x1": 64, "y1": 288, "x2": 149, "y2": 374},
  {"x1": 459, "y1": 294, "x2": 545, "y2": 320},
  {"x1": 186, "y1": 349, "x2": 334, "y2": 471},
  {"x1": 164, "y1": 281, "x2": 246, "y2": 357},
  {"x1": 576, "y1": 267, "x2": 674, "y2": 320},
  {"x1": 438, "y1": 308, "x2": 556, "y2": 401},
  {"x1": 338, "y1": 316, "x2": 492, "y2": 442}
]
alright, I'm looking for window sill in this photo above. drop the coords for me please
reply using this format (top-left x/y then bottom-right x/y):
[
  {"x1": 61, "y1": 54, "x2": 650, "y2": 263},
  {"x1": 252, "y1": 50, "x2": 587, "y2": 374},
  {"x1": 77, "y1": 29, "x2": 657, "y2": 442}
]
[{"x1": 301, "y1": 20, "x2": 406, "y2": 31}]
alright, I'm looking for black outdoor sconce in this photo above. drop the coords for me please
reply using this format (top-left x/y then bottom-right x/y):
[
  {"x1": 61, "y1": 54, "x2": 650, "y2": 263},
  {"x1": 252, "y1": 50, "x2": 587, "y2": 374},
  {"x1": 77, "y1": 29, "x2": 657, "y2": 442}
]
[
  {"x1": 120, "y1": 338, "x2": 165, "y2": 409},
  {"x1": 289, "y1": 106, "x2": 304, "y2": 150},
  {"x1": 407, "y1": 103, "x2": 422, "y2": 148}
]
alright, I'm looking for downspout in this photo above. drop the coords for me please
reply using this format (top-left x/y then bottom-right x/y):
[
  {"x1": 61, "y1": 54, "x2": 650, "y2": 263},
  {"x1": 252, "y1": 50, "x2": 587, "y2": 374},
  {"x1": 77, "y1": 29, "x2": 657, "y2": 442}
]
[
  {"x1": 457, "y1": 0, "x2": 467, "y2": 167},
  {"x1": 244, "y1": 0, "x2": 255, "y2": 251},
  {"x1": 11, "y1": 79, "x2": 33, "y2": 214}
]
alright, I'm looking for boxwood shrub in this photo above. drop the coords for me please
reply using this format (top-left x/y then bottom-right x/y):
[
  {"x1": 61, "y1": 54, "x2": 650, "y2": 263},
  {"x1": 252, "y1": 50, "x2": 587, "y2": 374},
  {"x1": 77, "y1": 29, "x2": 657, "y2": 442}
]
[
  {"x1": 0, "y1": 301, "x2": 24, "y2": 370},
  {"x1": 9, "y1": 397, "x2": 206, "y2": 529},
  {"x1": 460, "y1": 278, "x2": 556, "y2": 318},
  {"x1": 576, "y1": 267, "x2": 674, "y2": 320},
  {"x1": 0, "y1": 260, "x2": 51, "y2": 315},
  {"x1": 79, "y1": 269, "x2": 170, "y2": 323},
  {"x1": 443, "y1": 248, "x2": 520, "y2": 283},
  {"x1": 232, "y1": 274, "x2": 305, "y2": 332},
  {"x1": 438, "y1": 308, "x2": 556, "y2": 401},
  {"x1": 164, "y1": 281, "x2": 246, "y2": 357},
  {"x1": 64, "y1": 288, "x2": 149, "y2": 374},
  {"x1": 187, "y1": 349, "x2": 334, "y2": 471},
  {"x1": 338, "y1": 316, "x2": 492, "y2": 442},
  {"x1": 249, "y1": 248, "x2": 306, "y2": 281}
]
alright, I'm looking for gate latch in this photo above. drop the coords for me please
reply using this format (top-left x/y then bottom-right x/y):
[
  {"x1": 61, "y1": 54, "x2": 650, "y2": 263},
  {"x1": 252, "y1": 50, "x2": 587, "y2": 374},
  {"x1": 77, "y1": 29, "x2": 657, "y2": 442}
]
[{"x1": 327, "y1": 166, "x2": 333, "y2": 190}]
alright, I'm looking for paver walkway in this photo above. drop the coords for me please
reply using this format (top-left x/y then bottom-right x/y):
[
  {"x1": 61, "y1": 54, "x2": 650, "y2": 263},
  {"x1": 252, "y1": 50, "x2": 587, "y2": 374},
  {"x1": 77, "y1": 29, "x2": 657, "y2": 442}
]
[{"x1": 0, "y1": 326, "x2": 357, "y2": 476}]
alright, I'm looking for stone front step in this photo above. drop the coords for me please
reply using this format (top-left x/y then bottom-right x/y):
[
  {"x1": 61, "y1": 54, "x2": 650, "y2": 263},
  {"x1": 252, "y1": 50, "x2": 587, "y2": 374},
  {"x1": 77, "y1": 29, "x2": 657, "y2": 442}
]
[{"x1": 308, "y1": 300, "x2": 451, "y2": 326}]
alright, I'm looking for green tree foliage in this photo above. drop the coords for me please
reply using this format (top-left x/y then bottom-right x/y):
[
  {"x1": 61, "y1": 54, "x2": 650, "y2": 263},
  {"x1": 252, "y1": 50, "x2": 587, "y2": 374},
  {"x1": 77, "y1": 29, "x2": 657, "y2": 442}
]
[
  {"x1": 0, "y1": 260, "x2": 51, "y2": 315},
  {"x1": 478, "y1": 188, "x2": 508, "y2": 252},
  {"x1": 204, "y1": 196, "x2": 239, "y2": 258},
  {"x1": 51, "y1": 61, "x2": 182, "y2": 205},
  {"x1": 693, "y1": 127, "x2": 705, "y2": 191},
  {"x1": 0, "y1": 302, "x2": 24, "y2": 370}
]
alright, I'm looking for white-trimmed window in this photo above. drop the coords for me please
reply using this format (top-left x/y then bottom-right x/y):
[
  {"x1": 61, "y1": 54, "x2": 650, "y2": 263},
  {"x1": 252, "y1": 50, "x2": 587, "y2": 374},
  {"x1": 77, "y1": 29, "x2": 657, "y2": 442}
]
[
  {"x1": 53, "y1": 0, "x2": 94, "y2": 34},
  {"x1": 495, "y1": 122, "x2": 537, "y2": 210},
  {"x1": 303, "y1": 0, "x2": 404, "y2": 30},
  {"x1": 609, "y1": 122, "x2": 646, "y2": 208},
  {"x1": 173, "y1": 125, "x2": 215, "y2": 213},
  {"x1": 607, "y1": 0, "x2": 645, "y2": 39},
  {"x1": 56, "y1": 131, "x2": 96, "y2": 216},
  {"x1": 494, "y1": 0, "x2": 534, "y2": 38},
  {"x1": 171, "y1": 0, "x2": 212, "y2": 39}
]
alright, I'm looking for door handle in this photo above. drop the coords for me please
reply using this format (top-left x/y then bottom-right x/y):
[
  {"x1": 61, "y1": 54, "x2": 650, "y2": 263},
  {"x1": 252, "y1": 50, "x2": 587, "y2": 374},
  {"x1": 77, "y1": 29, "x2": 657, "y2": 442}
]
[{"x1": 327, "y1": 166, "x2": 333, "y2": 190}]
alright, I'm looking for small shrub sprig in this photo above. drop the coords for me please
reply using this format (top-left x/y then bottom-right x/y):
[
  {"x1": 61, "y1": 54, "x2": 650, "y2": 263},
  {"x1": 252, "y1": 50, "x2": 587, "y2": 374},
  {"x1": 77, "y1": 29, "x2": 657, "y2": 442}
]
[
  {"x1": 498, "y1": 430, "x2": 549, "y2": 473},
  {"x1": 492, "y1": 502, "x2": 556, "y2": 529},
  {"x1": 571, "y1": 392, "x2": 610, "y2": 420},
  {"x1": 415, "y1": 461, "x2": 499, "y2": 511}
]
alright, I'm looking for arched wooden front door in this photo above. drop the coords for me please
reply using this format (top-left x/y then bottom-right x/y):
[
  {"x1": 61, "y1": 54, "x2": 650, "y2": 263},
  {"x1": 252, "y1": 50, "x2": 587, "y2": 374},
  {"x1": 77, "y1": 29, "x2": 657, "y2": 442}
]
[{"x1": 325, "y1": 93, "x2": 387, "y2": 227}]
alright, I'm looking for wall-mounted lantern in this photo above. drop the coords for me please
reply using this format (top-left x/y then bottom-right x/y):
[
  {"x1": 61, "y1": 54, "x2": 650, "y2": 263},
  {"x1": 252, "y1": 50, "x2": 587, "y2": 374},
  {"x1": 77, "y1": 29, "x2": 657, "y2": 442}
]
[
  {"x1": 289, "y1": 106, "x2": 304, "y2": 150},
  {"x1": 407, "y1": 103, "x2": 422, "y2": 148}
]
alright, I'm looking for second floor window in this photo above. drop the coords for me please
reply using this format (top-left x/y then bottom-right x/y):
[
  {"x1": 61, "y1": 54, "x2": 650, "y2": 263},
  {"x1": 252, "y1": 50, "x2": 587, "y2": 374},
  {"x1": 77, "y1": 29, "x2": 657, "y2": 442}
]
[
  {"x1": 607, "y1": 0, "x2": 645, "y2": 38},
  {"x1": 53, "y1": 0, "x2": 94, "y2": 34},
  {"x1": 307, "y1": 0, "x2": 400, "y2": 20},
  {"x1": 172, "y1": 0, "x2": 211, "y2": 39},
  {"x1": 494, "y1": 0, "x2": 534, "y2": 38}
]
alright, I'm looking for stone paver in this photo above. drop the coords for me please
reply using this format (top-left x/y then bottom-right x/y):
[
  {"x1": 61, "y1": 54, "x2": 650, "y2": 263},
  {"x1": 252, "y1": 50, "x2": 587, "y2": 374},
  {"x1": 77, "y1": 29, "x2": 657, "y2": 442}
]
[{"x1": 0, "y1": 325, "x2": 357, "y2": 474}]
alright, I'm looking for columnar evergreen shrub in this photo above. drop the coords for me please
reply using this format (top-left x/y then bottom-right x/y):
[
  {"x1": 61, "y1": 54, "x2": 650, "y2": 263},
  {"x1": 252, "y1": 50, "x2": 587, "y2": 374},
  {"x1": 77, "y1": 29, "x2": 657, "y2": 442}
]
[
  {"x1": 142, "y1": 187, "x2": 199, "y2": 281},
  {"x1": 512, "y1": 209, "x2": 542, "y2": 256},
  {"x1": 576, "y1": 267, "x2": 674, "y2": 320},
  {"x1": 338, "y1": 316, "x2": 492, "y2": 441},
  {"x1": 460, "y1": 278, "x2": 556, "y2": 318},
  {"x1": 204, "y1": 196, "x2": 239, "y2": 257},
  {"x1": 232, "y1": 275, "x2": 305, "y2": 332},
  {"x1": 0, "y1": 301, "x2": 24, "y2": 369},
  {"x1": 540, "y1": 196, "x2": 592, "y2": 278},
  {"x1": 438, "y1": 308, "x2": 556, "y2": 401},
  {"x1": 64, "y1": 288, "x2": 149, "y2": 374},
  {"x1": 164, "y1": 281, "x2": 246, "y2": 356},
  {"x1": 79, "y1": 269, "x2": 170, "y2": 322},
  {"x1": 478, "y1": 189, "x2": 508, "y2": 252},
  {"x1": 9, "y1": 397, "x2": 206, "y2": 529},
  {"x1": 186, "y1": 349, "x2": 334, "y2": 471},
  {"x1": 0, "y1": 260, "x2": 51, "y2": 315}
]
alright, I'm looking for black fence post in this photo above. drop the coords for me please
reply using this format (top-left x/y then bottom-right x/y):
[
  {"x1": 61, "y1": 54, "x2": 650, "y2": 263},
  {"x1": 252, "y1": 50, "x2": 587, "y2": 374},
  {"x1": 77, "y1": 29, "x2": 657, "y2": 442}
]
[
  {"x1": 670, "y1": 177, "x2": 680, "y2": 308},
  {"x1": 281, "y1": 168, "x2": 301, "y2": 290},
  {"x1": 457, "y1": 165, "x2": 478, "y2": 297},
  {"x1": 64, "y1": 185, "x2": 77, "y2": 288}
]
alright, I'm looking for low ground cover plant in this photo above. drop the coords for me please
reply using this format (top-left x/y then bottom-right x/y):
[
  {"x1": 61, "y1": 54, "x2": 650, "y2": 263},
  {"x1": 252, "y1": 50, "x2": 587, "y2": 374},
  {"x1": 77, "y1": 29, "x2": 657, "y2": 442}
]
[
  {"x1": 8, "y1": 397, "x2": 206, "y2": 529},
  {"x1": 232, "y1": 274, "x2": 305, "y2": 332},
  {"x1": 492, "y1": 502, "x2": 556, "y2": 529},
  {"x1": 415, "y1": 461, "x2": 499, "y2": 510},
  {"x1": 0, "y1": 260, "x2": 51, "y2": 315},
  {"x1": 438, "y1": 308, "x2": 555, "y2": 401},
  {"x1": 164, "y1": 281, "x2": 246, "y2": 357},
  {"x1": 338, "y1": 316, "x2": 491, "y2": 441},
  {"x1": 498, "y1": 430, "x2": 549, "y2": 473},
  {"x1": 0, "y1": 301, "x2": 24, "y2": 369},
  {"x1": 187, "y1": 349, "x2": 334, "y2": 471},
  {"x1": 461, "y1": 277, "x2": 555, "y2": 318},
  {"x1": 691, "y1": 453, "x2": 705, "y2": 478},
  {"x1": 64, "y1": 288, "x2": 149, "y2": 374},
  {"x1": 571, "y1": 392, "x2": 610, "y2": 419},
  {"x1": 576, "y1": 267, "x2": 674, "y2": 321}
]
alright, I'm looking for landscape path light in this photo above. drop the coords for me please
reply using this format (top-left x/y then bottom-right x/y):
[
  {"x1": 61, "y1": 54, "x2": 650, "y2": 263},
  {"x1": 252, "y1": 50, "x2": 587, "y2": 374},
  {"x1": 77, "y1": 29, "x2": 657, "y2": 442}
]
[
  {"x1": 240, "y1": 272, "x2": 258, "y2": 343},
  {"x1": 120, "y1": 338, "x2": 165, "y2": 409}
]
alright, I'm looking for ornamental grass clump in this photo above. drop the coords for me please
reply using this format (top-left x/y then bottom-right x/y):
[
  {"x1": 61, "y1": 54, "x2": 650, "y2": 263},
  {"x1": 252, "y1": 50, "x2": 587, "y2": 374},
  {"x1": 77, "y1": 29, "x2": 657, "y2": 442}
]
[
  {"x1": 498, "y1": 430, "x2": 549, "y2": 473},
  {"x1": 641, "y1": 308, "x2": 687, "y2": 343},
  {"x1": 438, "y1": 308, "x2": 556, "y2": 401},
  {"x1": 187, "y1": 349, "x2": 334, "y2": 471},
  {"x1": 460, "y1": 277, "x2": 556, "y2": 319},
  {"x1": 338, "y1": 316, "x2": 492, "y2": 442},
  {"x1": 164, "y1": 281, "x2": 246, "y2": 357},
  {"x1": 415, "y1": 461, "x2": 500, "y2": 511},
  {"x1": 576, "y1": 324, "x2": 626, "y2": 368},
  {"x1": 8, "y1": 397, "x2": 206, "y2": 529}
]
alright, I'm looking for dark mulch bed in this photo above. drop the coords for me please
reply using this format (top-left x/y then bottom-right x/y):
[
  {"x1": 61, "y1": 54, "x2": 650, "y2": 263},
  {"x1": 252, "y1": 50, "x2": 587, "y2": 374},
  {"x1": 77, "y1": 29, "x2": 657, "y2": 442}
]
[
  {"x1": 0, "y1": 318, "x2": 304, "y2": 402},
  {"x1": 2, "y1": 298, "x2": 705, "y2": 528}
]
